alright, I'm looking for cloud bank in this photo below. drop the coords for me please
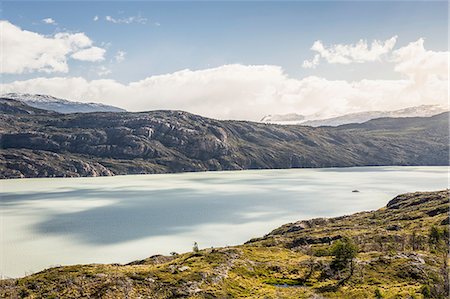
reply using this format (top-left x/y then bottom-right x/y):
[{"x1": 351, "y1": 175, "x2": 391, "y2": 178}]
[
  {"x1": 1, "y1": 21, "x2": 106, "y2": 74},
  {"x1": 1, "y1": 21, "x2": 447, "y2": 121},
  {"x1": 2, "y1": 63, "x2": 447, "y2": 121}
]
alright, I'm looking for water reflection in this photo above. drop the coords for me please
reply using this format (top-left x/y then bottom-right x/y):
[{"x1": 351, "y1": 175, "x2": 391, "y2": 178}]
[{"x1": 36, "y1": 188, "x2": 291, "y2": 243}]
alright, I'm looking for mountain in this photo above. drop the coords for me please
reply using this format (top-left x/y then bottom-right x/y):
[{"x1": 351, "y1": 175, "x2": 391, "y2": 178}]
[
  {"x1": 0, "y1": 96, "x2": 57, "y2": 115},
  {"x1": 1, "y1": 93, "x2": 126, "y2": 114},
  {"x1": 1, "y1": 190, "x2": 448, "y2": 298},
  {"x1": 302, "y1": 105, "x2": 448, "y2": 127},
  {"x1": 0, "y1": 98, "x2": 448, "y2": 179},
  {"x1": 261, "y1": 105, "x2": 448, "y2": 126}
]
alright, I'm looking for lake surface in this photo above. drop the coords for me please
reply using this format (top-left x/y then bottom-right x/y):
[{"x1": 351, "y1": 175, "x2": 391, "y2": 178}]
[{"x1": 1, "y1": 166, "x2": 448, "y2": 278}]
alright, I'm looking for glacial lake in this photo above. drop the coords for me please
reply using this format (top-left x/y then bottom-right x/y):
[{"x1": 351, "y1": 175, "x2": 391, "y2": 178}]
[{"x1": 1, "y1": 166, "x2": 448, "y2": 278}]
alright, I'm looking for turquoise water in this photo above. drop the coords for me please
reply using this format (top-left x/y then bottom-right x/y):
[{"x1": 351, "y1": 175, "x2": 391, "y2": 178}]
[{"x1": 1, "y1": 166, "x2": 448, "y2": 278}]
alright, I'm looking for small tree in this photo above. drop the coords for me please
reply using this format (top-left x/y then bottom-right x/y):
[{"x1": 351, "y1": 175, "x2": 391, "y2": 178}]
[
  {"x1": 330, "y1": 237, "x2": 358, "y2": 273},
  {"x1": 429, "y1": 226, "x2": 441, "y2": 245}
]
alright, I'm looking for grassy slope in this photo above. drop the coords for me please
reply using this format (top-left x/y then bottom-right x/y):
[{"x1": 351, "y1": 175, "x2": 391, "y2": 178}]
[{"x1": 1, "y1": 190, "x2": 448, "y2": 299}]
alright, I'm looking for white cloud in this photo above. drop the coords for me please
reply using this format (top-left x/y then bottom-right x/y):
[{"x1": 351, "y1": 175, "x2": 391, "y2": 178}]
[
  {"x1": 105, "y1": 15, "x2": 147, "y2": 25},
  {"x1": 2, "y1": 30, "x2": 446, "y2": 120},
  {"x1": 0, "y1": 21, "x2": 106, "y2": 74},
  {"x1": 301, "y1": 36, "x2": 448, "y2": 91},
  {"x1": 71, "y1": 47, "x2": 106, "y2": 62},
  {"x1": 42, "y1": 18, "x2": 56, "y2": 25},
  {"x1": 54, "y1": 32, "x2": 93, "y2": 49},
  {"x1": 2, "y1": 63, "x2": 447, "y2": 121},
  {"x1": 302, "y1": 54, "x2": 320, "y2": 69},
  {"x1": 392, "y1": 38, "x2": 448, "y2": 84},
  {"x1": 114, "y1": 50, "x2": 126, "y2": 63},
  {"x1": 303, "y1": 36, "x2": 398, "y2": 67},
  {"x1": 96, "y1": 66, "x2": 112, "y2": 76},
  {"x1": 93, "y1": 15, "x2": 99, "y2": 21}
]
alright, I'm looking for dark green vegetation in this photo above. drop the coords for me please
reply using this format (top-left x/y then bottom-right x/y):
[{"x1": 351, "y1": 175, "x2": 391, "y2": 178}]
[
  {"x1": 0, "y1": 98, "x2": 448, "y2": 178},
  {"x1": 1, "y1": 190, "x2": 448, "y2": 298}
]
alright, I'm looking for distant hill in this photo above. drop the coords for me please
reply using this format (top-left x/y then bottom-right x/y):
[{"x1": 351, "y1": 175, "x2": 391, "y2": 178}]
[
  {"x1": 1, "y1": 190, "x2": 448, "y2": 298},
  {"x1": 261, "y1": 105, "x2": 448, "y2": 126},
  {"x1": 0, "y1": 98, "x2": 448, "y2": 178},
  {"x1": 1, "y1": 93, "x2": 126, "y2": 114}
]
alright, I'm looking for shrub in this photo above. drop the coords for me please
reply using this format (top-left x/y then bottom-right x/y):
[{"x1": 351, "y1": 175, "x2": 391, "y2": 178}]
[
  {"x1": 330, "y1": 237, "x2": 358, "y2": 271},
  {"x1": 420, "y1": 284, "x2": 431, "y2": 298},
  {"x1": 313, "y1": 247, "x2": 331, "y2": 257},
  {"x1": 429, "y1": 226, "x2": 442, "y2": 246},
  {"x1": 374, "y1": 288, "x2": 383, "y2": 298}
]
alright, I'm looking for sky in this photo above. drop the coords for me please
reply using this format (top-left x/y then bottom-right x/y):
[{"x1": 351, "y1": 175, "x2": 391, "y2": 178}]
[{"x1": 1, "y1": 1, "x2": 448, "y2": 121}]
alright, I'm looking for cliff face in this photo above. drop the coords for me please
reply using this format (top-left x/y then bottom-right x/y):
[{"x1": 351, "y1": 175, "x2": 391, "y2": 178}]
[
  {"x1": 1, "y1": 190, "x2": 448, "y2": 298},
  {"x1": 1, "y1": 98, "x2": 448, "y2": 178}
]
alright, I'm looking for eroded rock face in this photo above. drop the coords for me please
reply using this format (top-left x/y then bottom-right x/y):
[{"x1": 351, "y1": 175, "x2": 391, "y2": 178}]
[
  {"x1": 0, "y1": 150, "x2": 114, "y2": 178},
  {"x1": 0, "y1": 98, "x2": 448, "y2": 178}
]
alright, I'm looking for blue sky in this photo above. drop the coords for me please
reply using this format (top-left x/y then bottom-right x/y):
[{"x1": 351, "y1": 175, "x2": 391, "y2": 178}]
[
  {"x1": 1, "y1": 1, "x2": 448, "y2": 120},
  {"x1": 3, "y1": 1, "x2": 447, "y2": 82}
]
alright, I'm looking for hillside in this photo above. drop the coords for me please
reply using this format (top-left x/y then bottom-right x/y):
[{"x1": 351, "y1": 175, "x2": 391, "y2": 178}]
[
  {"x1": 0, "y1": 98, "x2": 448, "y2": 179},
  {"x1": 1, "y1": 190, "x2": 448, "y2": 298}
]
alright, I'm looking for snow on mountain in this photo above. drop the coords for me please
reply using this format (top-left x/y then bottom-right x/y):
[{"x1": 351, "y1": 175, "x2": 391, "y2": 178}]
[
  {"x1": 260, "y1": 105, "x2": 448, "y2": 127},
  {"x1": 260, "y1": 113, "x2": 305, "y2": 124},
  {"x1": 1, "y1": 93, "x2": 126, "y2": 114}
]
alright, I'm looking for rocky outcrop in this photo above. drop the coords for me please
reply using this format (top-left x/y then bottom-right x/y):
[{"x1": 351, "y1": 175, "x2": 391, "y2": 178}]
[
  {"x1": 386, "y1": 190, "x2": 449, "y2": 210},
  {"x1": 247, "y1": 190, "x2": 449, "y2": 251}
]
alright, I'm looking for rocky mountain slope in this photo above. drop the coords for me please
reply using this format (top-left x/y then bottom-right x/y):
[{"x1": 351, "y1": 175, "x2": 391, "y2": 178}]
[
  {"x1": 1, "y1": 93, "x2": 126, "y2": 114},
  {"x1": 1, "y1": 190, "x2": 448, "y2": 298},
  {"x1": 261, "y1": 105, "x2": 448, "y2": 126},
  {"x1": 0, "y1": 98, "x2": 448, "y2": 178}
]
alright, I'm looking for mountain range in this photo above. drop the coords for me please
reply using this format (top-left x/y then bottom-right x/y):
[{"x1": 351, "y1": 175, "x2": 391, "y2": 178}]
[
  {"x1": 261, "y1": 105, "x2": 448, "y2": 126},
  {"x1": 0, "y1": 96, "x2": 448, "y2": 179},
  {"x1": 3, "y1": 93, "x2": 446, "y2": 127}
]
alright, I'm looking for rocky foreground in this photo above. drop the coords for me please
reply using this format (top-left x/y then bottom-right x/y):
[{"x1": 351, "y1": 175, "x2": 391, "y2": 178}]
[
  {"x1": 1, "y1": 190, "x2": 448, "y2": 298},
  {"x1": 1, "y1": 97, "x2": 449, "y2": 179}
]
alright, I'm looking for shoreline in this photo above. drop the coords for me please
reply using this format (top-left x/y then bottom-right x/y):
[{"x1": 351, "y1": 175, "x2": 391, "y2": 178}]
[{"x1": 1, "y1": 164, "x2": 448, "y2": 181}]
